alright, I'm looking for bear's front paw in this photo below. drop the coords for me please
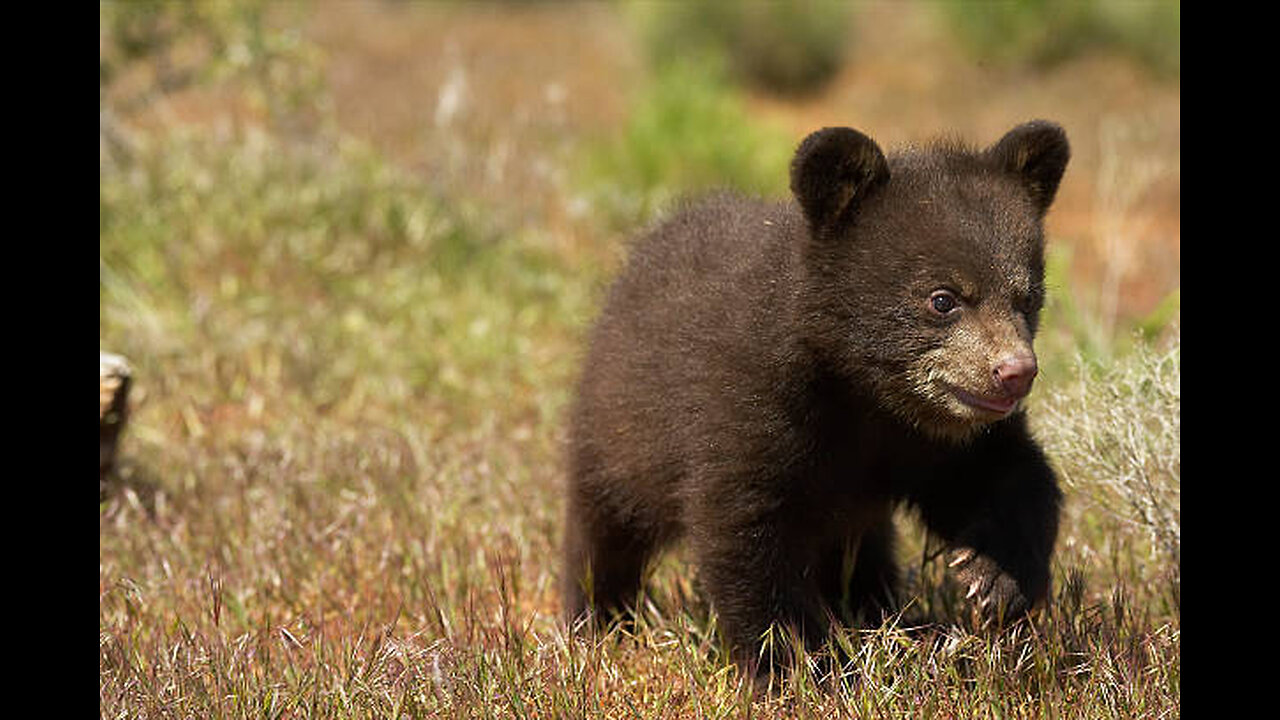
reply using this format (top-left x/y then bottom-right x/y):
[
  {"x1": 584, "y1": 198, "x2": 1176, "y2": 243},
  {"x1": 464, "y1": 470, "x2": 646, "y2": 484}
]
[{"x1": 947, "y1": 547, "x2": 1032, "y2": 627}]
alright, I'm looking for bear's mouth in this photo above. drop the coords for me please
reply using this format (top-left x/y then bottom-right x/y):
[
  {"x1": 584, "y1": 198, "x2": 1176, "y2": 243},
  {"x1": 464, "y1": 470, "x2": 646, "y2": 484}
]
[{"x1": 949, "y1": 386, "x2": 1020, "y2": 417}]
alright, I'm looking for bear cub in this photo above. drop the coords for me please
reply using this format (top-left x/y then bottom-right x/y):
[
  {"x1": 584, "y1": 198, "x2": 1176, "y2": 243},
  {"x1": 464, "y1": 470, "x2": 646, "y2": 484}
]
[{"x1": 563, "y1": 121, "x2": 1069, "y2": 675}]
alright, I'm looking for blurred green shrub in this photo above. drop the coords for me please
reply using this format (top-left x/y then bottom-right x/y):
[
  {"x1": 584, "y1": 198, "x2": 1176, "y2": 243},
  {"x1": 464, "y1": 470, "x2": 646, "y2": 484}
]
[
  {"x1": 100, "y1": 0, "x2": 326, "y2": 137},
  {"x1": 101, "y1": 1, "x2": 591, "y2": 428},
  {"x1": 577, "y1": 60, "x2": 794, "y2": 228},
  {"x1": 631, "y1": 0, "x2": 854, "y2": 96},
  {"x1": 1039, "y1": 244, "x2": 1180, "y2": 373},
  {"x1": 940, "y1": 0, "x2": 1179, "y2": 77},
  {"x1": 100, "y1": 126, "x2": 584, "y2": 425}
]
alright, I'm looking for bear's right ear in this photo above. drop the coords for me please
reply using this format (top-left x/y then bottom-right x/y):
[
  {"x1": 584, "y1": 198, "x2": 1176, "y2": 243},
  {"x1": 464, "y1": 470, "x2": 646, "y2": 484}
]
[
  {"x1": 984, "y1": 120, "x2": 1070, "y2": 216},
  {"x1": 790, "y1": 127, "x2": 890, "y2": 235}
]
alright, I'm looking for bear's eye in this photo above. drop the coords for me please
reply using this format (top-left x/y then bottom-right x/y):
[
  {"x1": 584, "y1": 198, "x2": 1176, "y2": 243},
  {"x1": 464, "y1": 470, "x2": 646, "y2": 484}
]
[{"x1": 929, "y1": 290, "x2": 959, "y2": 316}]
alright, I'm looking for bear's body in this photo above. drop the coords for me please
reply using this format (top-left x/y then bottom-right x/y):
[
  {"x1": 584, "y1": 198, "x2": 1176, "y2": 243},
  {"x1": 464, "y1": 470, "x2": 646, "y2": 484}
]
[{"x1": 563, "y1": 122, "x2": 1069, "y2": 675}]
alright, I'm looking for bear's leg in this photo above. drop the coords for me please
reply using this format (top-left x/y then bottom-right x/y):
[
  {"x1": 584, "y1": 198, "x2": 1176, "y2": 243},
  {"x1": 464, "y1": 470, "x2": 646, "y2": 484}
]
[
  {"x1": 838, "y1": 515, "x2": 900, "y2": 626},
  {"x1": 690, "y1": 505, "x2": 830, "y2": 677},
  {"x1": 561, "y1": 495, "x2": 655, "y2": 627},
  {"x1": 911, "y1": 418, "x2": 1061, "y2": 626}
]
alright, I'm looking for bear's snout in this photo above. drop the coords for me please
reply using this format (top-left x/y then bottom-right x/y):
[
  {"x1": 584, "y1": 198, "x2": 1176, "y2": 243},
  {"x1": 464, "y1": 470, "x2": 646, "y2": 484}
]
[{"x1": 993, "y1": 352, "x2": 1038, "y2": 398}]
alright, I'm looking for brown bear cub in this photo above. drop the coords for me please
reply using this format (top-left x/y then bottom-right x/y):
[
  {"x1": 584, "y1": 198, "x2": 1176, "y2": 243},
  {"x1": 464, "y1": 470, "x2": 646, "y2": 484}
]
[{"x1": 563, "y1": 121, "x2": 1069, "y2": 676}]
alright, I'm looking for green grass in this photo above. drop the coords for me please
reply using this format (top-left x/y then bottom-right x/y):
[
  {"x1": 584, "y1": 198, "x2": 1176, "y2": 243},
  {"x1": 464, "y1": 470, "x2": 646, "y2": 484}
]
[
  {"x1": 628, "y1": 0, "x2": 854, "y2": 96},
  {"x1": 575, "y1": 58, "x2": 794, "y2": 232},
  {"x1": 101, "y1": 5, "x2": 1178, "y2": 717},
  {"x1": 937, "y1": 0, "x2": 1180, "y2": 78}
]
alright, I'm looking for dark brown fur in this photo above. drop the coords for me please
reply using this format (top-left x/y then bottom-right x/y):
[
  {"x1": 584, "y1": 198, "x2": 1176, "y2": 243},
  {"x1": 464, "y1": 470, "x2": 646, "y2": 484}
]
[{"x1": 563, "y1": 122, "x2": 1069, "y2": 676}]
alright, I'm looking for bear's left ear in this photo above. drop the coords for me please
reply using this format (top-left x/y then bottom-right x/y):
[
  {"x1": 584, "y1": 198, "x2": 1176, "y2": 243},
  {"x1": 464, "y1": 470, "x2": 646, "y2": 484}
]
[
  {"x1": 790, "y1": 127, "x2": 890, "y2": 236},
  {"x1": 985, "y1": 120, "x2": 1070, "y2": 215}
]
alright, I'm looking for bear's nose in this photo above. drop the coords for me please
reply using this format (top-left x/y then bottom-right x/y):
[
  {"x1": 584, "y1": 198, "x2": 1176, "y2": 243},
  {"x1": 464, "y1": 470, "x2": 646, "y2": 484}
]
[{"x1": 993, "y1": 353, "x2": 1038, "y2": 398}]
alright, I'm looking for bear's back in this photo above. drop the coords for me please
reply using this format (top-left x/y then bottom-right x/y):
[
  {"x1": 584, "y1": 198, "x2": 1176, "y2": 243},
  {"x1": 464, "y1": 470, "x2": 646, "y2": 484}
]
[{"x1": 568, "y1": 192, "x2": 809, "y2": 518}]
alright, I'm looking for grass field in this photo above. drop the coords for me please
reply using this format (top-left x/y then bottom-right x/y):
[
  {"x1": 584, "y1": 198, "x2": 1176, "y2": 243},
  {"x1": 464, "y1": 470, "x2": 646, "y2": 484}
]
[{"x1": 100, "y1": 2, "x2": 1179, "y2": 717}]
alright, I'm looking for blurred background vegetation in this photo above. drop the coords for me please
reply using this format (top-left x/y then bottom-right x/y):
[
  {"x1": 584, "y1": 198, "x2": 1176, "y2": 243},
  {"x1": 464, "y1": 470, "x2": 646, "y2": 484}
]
[
  {"x1": 101, "y1": 0, "x2": 1180, "y2": 366},
  {"x1": 101, "y1": 1, "x2": 1178, "y2": 715}
]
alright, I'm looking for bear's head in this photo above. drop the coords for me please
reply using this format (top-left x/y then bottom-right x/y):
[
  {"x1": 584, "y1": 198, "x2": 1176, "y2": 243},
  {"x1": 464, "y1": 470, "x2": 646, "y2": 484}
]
[{"x1": 790, "y1": 121, "x2": 1070, "y2": 442}]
